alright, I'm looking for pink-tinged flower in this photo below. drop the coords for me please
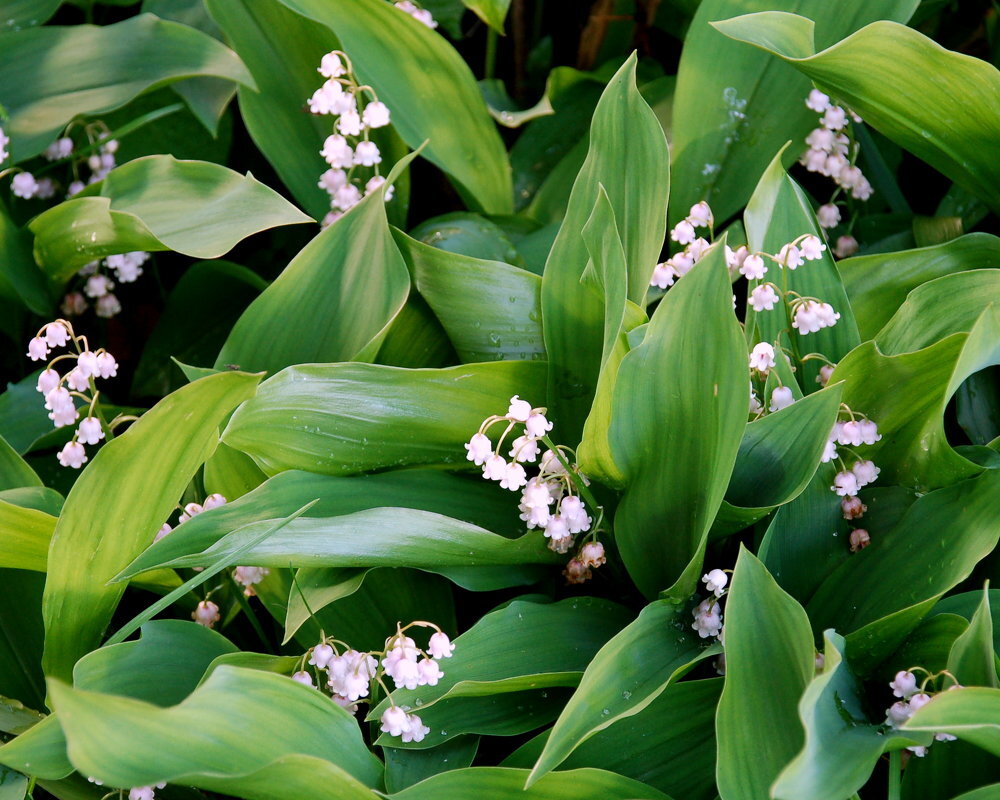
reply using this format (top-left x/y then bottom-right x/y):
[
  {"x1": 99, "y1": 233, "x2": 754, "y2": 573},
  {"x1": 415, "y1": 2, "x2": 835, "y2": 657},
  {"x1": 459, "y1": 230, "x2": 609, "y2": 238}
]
[
  {"x1": 332, "y1": 183, "x2": 362, "y2": 212},
  {"x1": 841, "y1": 496, "x2": 867, "y2": 520},
  {"x1": 769, "y1": 386, "x2": 794, "y2": 412},
  {"x1": 499, "y1": 461, "x2": 527, "y2": 491},
  {"x1": 650, "y1": 261, "x2": 675, "y2": 289},
  {"x1": 778, "y1": 243, "x2": 804, "y2": 269},
  {"x1": 885, "y1": 700, "x2": 912, "y2": 727},
  {"x1": 291, "y1": 670, "x2": 315, "y2": 688},
  {"x1": 464, "y1": 432, "x2": 492, "y2": 465},
  {"x1": 563, "y1": 557, "x2": 592, "y2": 584},
  {"x1": 852, "y1": 459, "x2": 880, "y2": 488},
  {"x1": 11, "y1": 172, "x2": 38, "y2": 199},
  {"x1": 36, "y1": 368, "x2": 60, "y2": 395},
  {"x1": 849, "y1": 529, "x2": 870, "y2": 552},
  {"x1": 858, "y1": 419, "x2": 881, "y2": 445},
  {"x1": 57, "y1": 441, "x2": 88, "y2": 469},
  {"x1": 76, "y1": 350, "x2": 100, "y2": 378},
  {"x1": 309, "y1": 642, "x2": 336, "y2": 669},
  {"x1": 482, "y1": 453, "x2": 507, "y2": 481},
  {"x1": 890, "y1": 671, "x2": 918, "y2": 699},
  {"x1": 799, "y1": 235, "x2": 826, "y2": 261},
  {"x1": 233, "y1": 566, "x2": 269, "y2": 596},
  {"x1": 817, "y1": 204, "x2": 841, "y2": 229},
  {"x1": 61, "y1": 291, "x2": 88, "y2": 315},
  {"x1": 192, "y1": 600, "x2": 220, "y2": 628},
  {"x1": 686, "y1": 201, "x2": 713, "y2": 228},
  {"x1": 691, "y1": 598, "x2": 722, "y2": 639},
  {"x1": 401, "y1": 713, "x2": 430, "y2": 743},
  {"x1": 525, "y1": 411, "x2": 552, "y2": 439},
  {"x1": 178, "y1": 502, "x2": 204, "y2": 524},
  {"x1": 95, "y1": 352, "x2": 118, "y2": 379},
  {"x1": 834, "y1": 235, "x2": 858, "y2": 259},
  {"x1": 321, "y1": 135, "x2": 354, "y2": 169},
  {"x1": 702, "y1": 568, "x2": 728, "y2": 597},
  {"x1": 362, "y1": 101, "x2": 391, "y2": 129},
  {"x1": 670, "y1": 220, "x2": 696, "y2": 245},
  {"x1": 43, "y1": 322, "x2": 71, "y2": 348},
  {"x1": 154, "y1": 523, "x2": 172, "y2": 542},
  {"x1": 95, "y1": 293, "x2": 121, "y2": 319},
  {"x1": 805, "y1": 89, "x2": 830, "y2": 113},
  {"x1": 203, "y1": 493, "x2": 227, "y2": 510},
  {"x1": 506, "y1": 395, "x2": 532, "y2": 422},
  {"x1": 579, "y1": 541, "x2": 606, "y2": 568},
  {"x1": 337, "y1": 110, "x2": 363, "y2": 136},
  {"x1": 832, "y1": 470, "x2": 860, "y2": 497},
  {"x1": 509, "y1": 434, "x2": 540, "y2": 463},
  {"x1": 353, "y1": 140, "x2": 381, "y2": 167},
  {"x1": 66, "y1": 368, "x2": 89, "y2": 392},
  {"x1": 740, "y1": 253, "x2": 767, "y2": 280},
  {"x1": 544, "y1": 515, "x2": 573, "y2": 553},
  {"x1": 319, "y1": 52, "x2": 347, "y2": 78},
  {"x1": 749, "y1": 342, "x2": 776, "y2": 373},
  {"x1": 417, "y1": 658, "x2": 444, "y2": 686},
  {"x1": 749, "y1": 283, "x2": 779, "y2": 312},
  {"x1": 821, "y1": 106, "x2": 847, "y2": 131},
  {"x1": 816, "y1": 364, "x2": 835, "y2": 386},
  {"x1": 77, "y1": 417, "x2": 104, "y2": 445},
  {"x1": 559, "y1": 495, "x2": 591, "y2": 534},
  {"x1": 27, "y1": 337, "x2": 49, "y2": 361},
  {"x1": 427, "y1": 631, "x2": 455, "y2": 659},
  {"x1": 380, "y1": 706, "x2": 410, "y2": 737}
]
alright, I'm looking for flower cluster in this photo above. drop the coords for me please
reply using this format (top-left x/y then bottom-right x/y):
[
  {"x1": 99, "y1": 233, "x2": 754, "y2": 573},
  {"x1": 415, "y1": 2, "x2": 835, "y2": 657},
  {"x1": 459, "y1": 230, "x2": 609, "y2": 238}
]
[
  {"x1": 466, "y1": 396, "x2": 607, "y2": 581},
  {"x1": 61, "y1": 251, "x2": 151, "y2": 319},
  {"x1": 308, "y1": 50, "x2": 393, "y2": 227},
  {"x1": 27, "y1": 320, "x2": 119, "y2": 469},
  {"x1": 885, "y1": 669, "x2": 959, "y2": 757},
  {"x1": 819, "y1": 408, "x2": 882, "y2": 545},
  {"x1": 651, "y1": 201, "x2": 750, "y2": 289},
  {"x1": 394, "y1": 0, "x2": 438, "y2": 27},
  {"x1": 292, "y1": 622, "x2": 455, "y2": 743},
  {"x1": 692, "y1": 568, "x2": 728, "y2": 639},
  {"x1": 9, "y1": 130, "x2": 119, "y2": 201}
]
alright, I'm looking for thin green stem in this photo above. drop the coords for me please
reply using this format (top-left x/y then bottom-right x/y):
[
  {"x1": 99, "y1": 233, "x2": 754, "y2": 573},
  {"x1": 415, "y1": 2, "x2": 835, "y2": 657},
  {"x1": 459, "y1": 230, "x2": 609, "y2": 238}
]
[{"x1": 484, "y1": 28, "x2": 498, "y2": 79}]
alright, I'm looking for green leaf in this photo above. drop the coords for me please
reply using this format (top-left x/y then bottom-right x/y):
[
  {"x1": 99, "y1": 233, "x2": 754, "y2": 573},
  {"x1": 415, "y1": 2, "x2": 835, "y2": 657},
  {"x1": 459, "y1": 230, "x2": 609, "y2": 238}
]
[
  {"x1": 610, "y1": 244, "x2": 746, "y2": 598},
  {"x1": 384, "y1": 736, "x2": 479, "y2": 793},
  {"x1": 0, "y1": 714, "x2": 71, "y2": 780},
  {"x1": 506, "y1": 679, "x2": 721, "y2": 800},
  {"x1": 807, "y1": 469, "x2": 1000, "y2": 659},
  {"x1": 273, "y1": 0, "x2": 511, "y2": 214},
  {"x1": 541, "y1": 54, "x2": 669, "y2": 441},
  {"x1": 463, "y1": 0, "x2": 509, "y2": 32},
  {"x1": 0, "y1": 0, "x2": 62, "y2": 33},
  {"x1": 132, "y1": 260, "x2": 265, "y2": 397},
  {"x1": 904, "y1": 687, "x2": 1000, "y2": 755},
  {"x1": 833, "y1": 304, "x2": 1000, "y2": 490},
  {"x1": 838, "y1": 234, "x2": 1000, "y2": 340},
  {"x1": 932, "y1": 590, "x2": 1000, "y2": 652},
  {"x1": 948, "y1": 587, "x2": 999, "y2": 688},
  {"x1": 876, "y1": 270, "x2": 1000, "y2": 355},
  {"x1": 772, "y1": 631, "x2": 927, "y2": 800},
  {"x1": 30, "y1": 155, "x2": 311, "y2": 280},
  {"x1": 716, "y1": 547, "x2": 814, "y2": 800},
  {"x1": 216, "y1": 189, "x2": 408, "y2": 375},
  {"x1": 0, "y1": 501, "x2": 53, "y2": 572},
  {"x1": 389, "y1": 767, "x2": 671, "y2": 799},
  {"x1": 947, "y1": 784, "x2": 1000, "y2": 800},
  {"x1": 672, "y1": 0, "x2": 918, "y2": 224},
  {"x1": 41, "y1": 371, "x2": 260, "y2": 683},
  {"x1": 0, "y1": 199, "x2": 51, "y2": 316},
  {"x1": 744, "y1": 148, "x2": 860, "y2": 389},
  {"x1": 0, "y1": 571, "x2": 46, "y2": 712},
  {"x1": 117, "y1": 507, "x2": 560, "y2": 583},
  {"x1": 725, "y1": 383, "x2": 843, "y2": 509},
  {"x1": 222, "y1": 360, "x2": 547, "y2": 476},
  {"x1": 393, "y1": 229, "x2": 544, "y2": 363},
  {"x1": 369, "y1": 599, "x2": 631, "y2": 748},
  {"x1": 576, "y1": 185, "x2": 643, "y2": 486},
  {"x1": 0, "y1": 433, "x2": 40, "y2": 491},
  {"x1": 712, "y1": 11, "x2": 1000, "y2": 212},
  {"x1": 0, "y1": 694, "x2": 45, "y2": 736},
  {"x1": 48, "y1": 667, "x2": 383, "y2": 791},
  {"x1": 1, "y1": 14, "x2": 253, "y2": 162},
  {"x1": 407, "y1": 213, "x2": 526, "y2": 266},
  {"x1": 527, "y1": 601, "x2": 715, "y2": 785},
  {"x1": 74, "y1": 620, "x2": 238, "y2": 706},
  {"x1": 883, "y1": 614, "x2": 969, "y2": 681},
  {"x1": 205, "y1": 0, "x2": 409, "y2": 222}
]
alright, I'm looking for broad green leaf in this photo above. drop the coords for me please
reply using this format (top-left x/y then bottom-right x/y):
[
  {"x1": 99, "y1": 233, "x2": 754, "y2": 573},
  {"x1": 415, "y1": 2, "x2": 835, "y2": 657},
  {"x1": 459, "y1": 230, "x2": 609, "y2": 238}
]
[
  {"x1": 216, "y1": 187, "x2": 408, "y2": 375},
  {"x1": 772, "y1": 631, "x2": 928, "y2": 800},
  {"x1": 393, "y1": 229, "x2": 544, "y2": 363},
  {"x1": 463, "y1": 0, "x2": 509, "y2": 31},
  {"x1": 369, "y1": 599, "x2": 631, "y2": 748},
  {"x1": 904, "y1": 687, "x2": 1000, "y2": 755},
  {"x1": 712, "y1": 12, "x2": 1000, "y2": 212},
  {"x1": 0, "y1": 571, "x2": 45, "y2": 712},
  {"x1": 807, "y1": 469, "x2": 1000, "y2": 653},
  {"x1": 0, "y1": 501, "x2": 53, "y2": 571},
  {"x1": 716, "y1": 547, "x2": 814, "y2": 800},
  {"x1": 0, "y1": 767, "x2": 26, "y2": 800},
  {"x1": 838, "y1": 234, "x2": 1000, "y2": 340},
  {"x1": 205, "y1": 0, "x2": 409, "y2": 222},
  {"x1": 0, "y1": 714, "x2": 70, "y2": 780},
  {"x1": 222, "y1": 360, "x2": 547, "y2": 476},
  {"x1": 117, "y1": 507, "x2": 560, "y2": 583},
  {"x1": 725, "y1": 383, "x2": 842, "y2": 509},
  {"x1": 374, "y1": 294, "x2": 457, "y2": 370},
  {"x1": 203, "y1": 442, "x2": 267, "y2": 502},
  {"x1": 132, "y1": 260, "x2": 265, "y2": 397},
  {"x1": 0, "y1": 200, "x2": 50, "y2": 316},
  {"x1": 0, "y1": 694, "x2": 44, "y2": 736},
  {"x1": 74, "y1": 620, "x2": 238, "y2": 706},
  {"x1": 0, "y1": 434, "x2": 40, "y2": 491},
  {"x1": 0, "y1": 0, "x2": 61, "y2": 32},
  {"x1": 947, "y1": 785, "x2": 1000, "y2": 800},
  {"x1": 49, "y1": 667, "x2": 383, "y2": 791},
  {"x1": 876, "y1": 270, "x2": 1000, "y2": 355},
  {"x1": 384, "y1": 736, "x2": 479, "y2": 793},
  {"x1": 0, "y1": 374, "x2": 60, "y2": 455},
  {"x1": 0, "y1": 14, "x2": 253, "y2": 162},
  {"x1": 541, "y1": 54, "x2": 669, "y2": 442},
  {"x1": 610, "y1": 245, "x2": 746, "y2": 598},
  {"x1": 273, "y1": 0, "x2": 511, "y2": 214},
  {"x1": 41, "y1": 371, "x2": 260, "y2": 682},
  {"x1": 507, "y1": 680, "x2": 721, "y2": 800},
  {"x1": 672, "y1": 0, "x2": 918, "y2": 224},
  {"x1": 527, "y1": 601, "x2": 715, "y2": 785},
  {"x1": 408, "y1": 213, "x2": 525, "y2": 266},
  {"x1": 576, "y1": 186, "x2": 643, "y2": 486},
  {"x1": 933, "y1": 590, "x2": 1000, "y2": 652},
  {"x1": 31, "y1": 155, "x2": 311, "y2": 280},
  {"x1": 883, "y1": 614, "x2": 969, "y2": 680},
  {"x1": 744, "y1": 149, "x2": 860, "y2": 389},
  {"x1": 389, "y1": 767, "x2": 670, "y2": 799},
  {"x1": 948, "y1": 588, "x2": 999, "y2": 688},
  {"x1": 834, "y1": 304, "x2": 1000, "y2": 490}
]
